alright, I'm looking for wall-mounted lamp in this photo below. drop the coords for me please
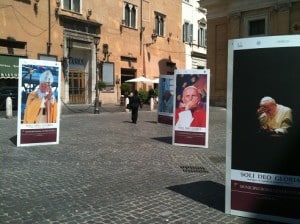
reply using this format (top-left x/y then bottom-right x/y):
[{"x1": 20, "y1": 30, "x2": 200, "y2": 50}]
[
  {"x1": 116, "y1": 76, "x2": 120, "y2": 85},
  {"x1": 55, "y1": 0, "x2": 61, "y2": 15},
  {"x1": 94, "y1": 36, "x2": 100, "y2": 47},
  {"x1": 87, "y1": 9, "x2": 92, "y2": 19},
  {"x1": 33, "y1": 0, "x2": 39, "y2": 14},
  {"x1": 47, "y1": 42, "x2": 52, "y2": 55},
  {"x1": 67, "y1": 37, "x2": 73, "y2": 57},
  {"x1": 145, "y1": 33, "x2": 158, "y2": 47},
  {"x1": 151, "y1": 33, "x2": 158, "y2": 43},
  {"x1": 102, "y1": 43, "x2": 109, "y2": 61},
  {"x1": 120, "y1": 19, "x2": 125, "y2": 33},
  {"x1": 167, "y1": 32, "x2": 172, "y2": 43},
  {"x1": 62, "y1": 57, "x2": 69, "y2": 81}
]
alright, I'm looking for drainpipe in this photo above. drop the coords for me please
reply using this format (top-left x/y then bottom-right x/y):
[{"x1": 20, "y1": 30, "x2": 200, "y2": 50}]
[
  {"x1": 140, "y1": 0, "x2": 143, "y2": 56},
  {"x1": 47, "y1": 0, "x2": 51, "y2": 55},
  {"x1": 140, "y1": 0, "x2": 146, "y2": 77}
]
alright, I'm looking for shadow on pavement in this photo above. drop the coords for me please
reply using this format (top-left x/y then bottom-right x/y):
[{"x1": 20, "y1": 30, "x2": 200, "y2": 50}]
[
  {"x1": 167, "y1": 181, "x2": 225, "y2": 212},
  {"x1": 10, "y1": 135, "x2": 17, "y2": 146},
  {"x1": 145, "y1": 121, "x2": 157, "y2": 124},
  {"x1": 152, "y1": 136, "x2": 172, "y2": 144}
]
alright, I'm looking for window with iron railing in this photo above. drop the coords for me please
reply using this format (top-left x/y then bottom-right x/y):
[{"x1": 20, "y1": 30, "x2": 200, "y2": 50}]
[{"x1": 63, "y1": 0, "x2": 81, "y2": 13}]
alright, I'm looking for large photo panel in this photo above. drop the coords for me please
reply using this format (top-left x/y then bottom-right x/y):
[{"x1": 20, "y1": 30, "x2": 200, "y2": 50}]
[
  {"x1": 157, "y1": 75, "x2": 174, "y2": 125},
  {"x1": 17, "y1": 59, "x2": 61, "y2": 147},
  {"x1": 172, "y1": 69, "x2": 210, "y2": 148},
  {"x1": 226, "y1": 35, "x2": 300, "y2": 223}
]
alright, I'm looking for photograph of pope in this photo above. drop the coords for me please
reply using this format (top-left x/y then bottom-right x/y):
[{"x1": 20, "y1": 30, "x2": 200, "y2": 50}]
[{"x1": 23, "y1": 70, "x2": 58, "y2": 124}]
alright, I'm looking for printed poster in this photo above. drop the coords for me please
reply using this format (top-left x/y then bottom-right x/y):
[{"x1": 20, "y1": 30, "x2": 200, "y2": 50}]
[
  {"x1": 226, "y1": 35, "x2": 300, "y2": 224},
  {"x1": 17, "y1": 59, "x2": 61, "y2": 147},
  {"x1": 172, "y1": 69, "x2": 210, "y2": 148},
  {"x1": 157, "y1": 75, "x2": 174, "y2": 125}
]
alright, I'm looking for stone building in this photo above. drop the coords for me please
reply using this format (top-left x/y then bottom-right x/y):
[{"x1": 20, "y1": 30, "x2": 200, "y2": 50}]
[
  {"x1": 182, "y1": 0, "x2": 207, "y2": 69},
  {"x1": 201, "y1": 0, "x2": 300, "y2": 106},
  {"x1": 0, "y1": 0, "x2": 185, "y2": 105}
]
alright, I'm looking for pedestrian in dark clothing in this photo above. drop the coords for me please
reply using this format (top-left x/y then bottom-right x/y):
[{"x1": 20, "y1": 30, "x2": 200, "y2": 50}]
[{"x1": 129, "y1": 90, "x2": 142, "y2": 123}]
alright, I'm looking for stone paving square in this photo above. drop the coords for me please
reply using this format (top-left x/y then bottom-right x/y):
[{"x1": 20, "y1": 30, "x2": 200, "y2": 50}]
[{"x1": 0, "y1": 106, "x2": 279, "y2": 223}]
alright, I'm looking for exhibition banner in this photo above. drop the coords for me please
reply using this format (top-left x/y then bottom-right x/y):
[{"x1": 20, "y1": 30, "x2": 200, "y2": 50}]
[
  {"x1": 157, "y1": 75, "x2": 174, "y2": 125},
  {"x1": 172, "y1": 69, "x2": 210, "y2": 148},
  {"x1": 226, "y1": 35, "x2": 300, "y2": 223},
  {"x1": 17, "y1": 59, "x2": 61, "y2": 147}
]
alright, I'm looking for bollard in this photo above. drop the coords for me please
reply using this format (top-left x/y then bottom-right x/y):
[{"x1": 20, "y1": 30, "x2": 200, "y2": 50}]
[
  {"x1": 125, "y1": 97, "x2": 130, "y2": 113},
  {"x1": 150, "y1": 97, "x2": 154, "y2": 111},
  {"x1": 6, "y1": 96, "x2": 13, "y2": 119}
]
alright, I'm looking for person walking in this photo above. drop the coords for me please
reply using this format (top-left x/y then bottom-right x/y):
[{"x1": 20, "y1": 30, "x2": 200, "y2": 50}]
[{"x1": 129, "y1": 90, "x2": 142, "y2": 123}]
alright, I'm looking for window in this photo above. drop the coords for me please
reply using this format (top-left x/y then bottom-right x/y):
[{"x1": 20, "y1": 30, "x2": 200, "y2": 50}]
[
  {"x1": 154, "y1": 12, "x2": 166, "y2": 36},
  {"x1": 102, "y1": 62, "x2": 114, "y2": 86},
  {"x1": 244, "y1": 13, "x2": 268, "y2": 37},
  {"x1": 123, "y1": 2, "x2": 137, "y2": 29},
  {"x1": 249, "y1": 19, "x2": 265, "y2": 36},
  {"x1": 198, "y1": 27, "x2": 207, "y2": 47},
  {"x1": 198, "y1": 18, "x2": 207, "y2": 47},
  {"x1": 183, "y1": 22, "x2": 193, "y2": 43},
  {"x1": 63, "y1": 0, "x2": 81, "y2": 13}
]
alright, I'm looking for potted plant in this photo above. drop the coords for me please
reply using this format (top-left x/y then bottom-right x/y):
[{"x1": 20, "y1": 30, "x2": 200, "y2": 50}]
[
  {"x1": 120, "y1": 82, "x2": 132, "y2": 97},
  {"x1": 98, "y1": 80, "x2": 106, "y2": 90},
  {"x1": 120, "y1": 82, "x2": 132, "y2": 106}
]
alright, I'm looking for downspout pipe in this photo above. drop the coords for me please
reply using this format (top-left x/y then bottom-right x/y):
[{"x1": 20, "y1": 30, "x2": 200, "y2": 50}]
[{"x1": 47, "y1": 0, "x2": 51, "y2": 55}]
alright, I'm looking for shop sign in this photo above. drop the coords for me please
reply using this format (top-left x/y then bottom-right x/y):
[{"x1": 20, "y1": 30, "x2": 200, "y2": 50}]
[
  {"x1": 69, "y1": 56, "x2": 86, "y2": 70},
  {"x1": 0, "y1": 55, "x2": 19, "y2": 79}
]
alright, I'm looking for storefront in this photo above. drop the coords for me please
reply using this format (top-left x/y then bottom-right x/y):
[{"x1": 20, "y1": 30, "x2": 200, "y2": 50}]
[
  {"x1": 0, "y1": 55, "x2": 19, "y2": 86},
  {"x1": 0, "y1": 55, "x2": 20, "y2": 109},
  {"x1": 59, "y1": 14, "x2": 101, "y2": 105}
]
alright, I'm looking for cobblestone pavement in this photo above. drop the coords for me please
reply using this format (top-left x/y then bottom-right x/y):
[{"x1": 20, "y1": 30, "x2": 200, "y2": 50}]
[{"x1": 0, "y1": 105, "x2": 280, "y2": 224}]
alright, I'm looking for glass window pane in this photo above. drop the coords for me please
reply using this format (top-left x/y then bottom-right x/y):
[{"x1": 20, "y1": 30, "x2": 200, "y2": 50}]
[
  {"x1": 183, "y1": 23, "x2": 188, "y2": 42},
  {"x1": 249, "y1": 19, "x2": 265, "y2": 36},
  {"x1": 73, "y1": 0, "x2": 80, "y2": 13},
  {"x1": 102, "y1": 63, "x2": 114, "y2": 86},
  {"x1": 159, "y1": 18, "x2": 164, "y2": 36},
  {"x1": 188, "y1": 23, "x2": 193, "y2": 42},
  {"x1": 131, "y1": 7, "x2": 136, "y2": 28},
  {"x1": 155, "y1": 16, "x2": 159, "y2": 35},
  {"x1": 125, "y1": 4, "x2": 130, "y2": 26},
  {"x1": 63, "y1": 0, "x2": 70, "y2": 10}
]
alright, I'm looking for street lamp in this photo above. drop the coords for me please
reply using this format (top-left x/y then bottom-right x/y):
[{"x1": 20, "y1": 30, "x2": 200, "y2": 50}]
[{"x1": 94, "y1": 36, "x2": 100, "y2": 114}]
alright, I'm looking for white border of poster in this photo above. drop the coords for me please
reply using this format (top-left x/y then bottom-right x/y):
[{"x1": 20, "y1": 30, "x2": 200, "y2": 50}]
[
  {"x1": 157, "y1": 75, "x2": 174, "y2": 125},
  {"x1": 226, "y1": 35, "x2": 300, "y2": 223},
  {"x1": 172, "y1": 69, "x2": 210, "y2": 148},
  {"x1": 17, "y1": 59, "x2": 61, "y2": 147}
]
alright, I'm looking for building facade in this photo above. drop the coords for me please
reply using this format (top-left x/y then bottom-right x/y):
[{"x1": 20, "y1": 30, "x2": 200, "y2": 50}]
[
  {"x1": 201, "y1": 0, "x2": 300, "y2": 106},
  {"x1": 182, "y1": 0, "x2": 207, "y2": 69},
  {"x1": 0, "y1": 0, "x2": 185, "y2": 105}
]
